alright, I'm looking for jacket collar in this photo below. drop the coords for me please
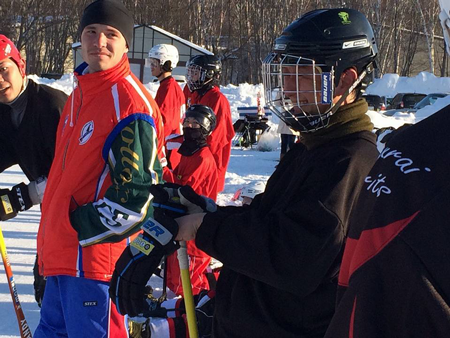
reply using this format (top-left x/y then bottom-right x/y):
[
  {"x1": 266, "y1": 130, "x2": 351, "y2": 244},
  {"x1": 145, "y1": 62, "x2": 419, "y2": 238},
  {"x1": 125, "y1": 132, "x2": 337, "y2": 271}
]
[{"x1": 74, "y1": 54, "x2": 131, "y2": 95}]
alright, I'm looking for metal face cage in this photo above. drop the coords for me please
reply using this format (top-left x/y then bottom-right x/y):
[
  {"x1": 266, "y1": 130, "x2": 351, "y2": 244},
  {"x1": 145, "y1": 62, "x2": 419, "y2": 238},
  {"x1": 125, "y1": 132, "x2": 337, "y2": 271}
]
[
  {"x1": 186, "y1": 64, "x2": 211, "y2": 91},
  {"x1": 262, "y1": 53, "x2": 336, "y2": 133}
]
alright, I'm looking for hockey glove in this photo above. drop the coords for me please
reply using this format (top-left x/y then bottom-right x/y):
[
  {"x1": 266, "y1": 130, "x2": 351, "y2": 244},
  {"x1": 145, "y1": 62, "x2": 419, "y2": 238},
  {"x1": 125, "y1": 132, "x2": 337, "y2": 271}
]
[
  {"x1": 0, "y1": 183, "x2": 34, "y2": 221},
  {"x1": 163, "y1": 290, "x2": 215, "y2": 338},
  {"x1": 150, "y1": 183, "x2": 216, "y2": 215},
  {"x1": 149, "y1": 183, "x2": 187, "y2": 219},
  {"x1": 110, "y1": 216, "x2": 180, "y2": 317},
  {"x1": 33, "y1": 255, "x2": 46, "y2": 307},
  {"x1": 178, "y1": 185, "x2": 217, "y2": 214}
]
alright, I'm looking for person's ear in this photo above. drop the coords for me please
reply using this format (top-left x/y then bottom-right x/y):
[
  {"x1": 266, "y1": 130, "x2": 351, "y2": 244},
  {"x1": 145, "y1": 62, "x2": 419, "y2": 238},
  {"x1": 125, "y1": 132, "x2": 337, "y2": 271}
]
[
  {"x1": 19, "y1": 60, "x2": 26, "y2": 78},
  {"x1": 340, "y1": 68, "x2": 358, "y2": 88}
]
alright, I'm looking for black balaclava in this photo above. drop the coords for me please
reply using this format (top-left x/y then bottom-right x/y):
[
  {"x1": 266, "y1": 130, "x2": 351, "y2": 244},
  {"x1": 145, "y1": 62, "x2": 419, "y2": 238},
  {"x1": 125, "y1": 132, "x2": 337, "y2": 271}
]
[{"x1": 178, "y1": 127, "x2": 208, "y2": 156}]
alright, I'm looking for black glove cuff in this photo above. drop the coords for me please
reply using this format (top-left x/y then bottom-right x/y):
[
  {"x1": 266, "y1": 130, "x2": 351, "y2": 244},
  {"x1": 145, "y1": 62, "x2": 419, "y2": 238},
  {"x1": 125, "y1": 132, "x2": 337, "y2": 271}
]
[{"x1": 11, "y1": 182, "x2": 34, "y2": 211}]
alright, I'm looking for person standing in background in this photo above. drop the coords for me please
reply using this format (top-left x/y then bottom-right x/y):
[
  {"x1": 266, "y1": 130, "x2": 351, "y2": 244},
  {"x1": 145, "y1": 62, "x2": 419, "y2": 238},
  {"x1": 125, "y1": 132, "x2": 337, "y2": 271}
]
[
  {"x1": 146, "y1": 44, "x2": 185, "y2": 168},
  {"x1": 0, "y1": 34, "x2": 68, "y2": 307},
  {"x1": 185, "y1": 54, "x2": 234, "y2": 192}
]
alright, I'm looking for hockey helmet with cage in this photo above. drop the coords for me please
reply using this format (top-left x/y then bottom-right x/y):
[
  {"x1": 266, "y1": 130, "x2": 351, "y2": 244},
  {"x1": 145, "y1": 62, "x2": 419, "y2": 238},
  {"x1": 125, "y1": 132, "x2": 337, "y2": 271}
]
[
  {"x1": 146, "y1": 44, "x2": 179, "y2": 72},
  {"x1": 262, "y1": 8, "x2": 377, "y2": 133},
  {"x1": 184, "y1": 104, "x2": 217, "y2": 135},
  {"x1": 186, "y1": 55, "x2": 222, "y2": 91}
]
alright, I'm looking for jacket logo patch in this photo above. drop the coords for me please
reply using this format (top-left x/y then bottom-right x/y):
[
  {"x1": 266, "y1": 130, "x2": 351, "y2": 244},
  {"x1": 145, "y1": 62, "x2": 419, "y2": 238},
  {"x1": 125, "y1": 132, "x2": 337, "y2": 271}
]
[
  {"x1": 83, "y1": 301, "x2": 98, "y2": 307},
  {"x1": 79, "y1": 121, "x2": 94, "y2": 145}
]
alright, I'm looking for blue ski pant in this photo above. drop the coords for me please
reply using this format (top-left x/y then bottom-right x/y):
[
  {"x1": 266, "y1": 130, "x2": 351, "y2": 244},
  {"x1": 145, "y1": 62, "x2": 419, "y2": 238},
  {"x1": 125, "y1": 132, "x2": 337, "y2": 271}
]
[{"x1": 34, "y1": 275, "x2": 128, "y2": 338}]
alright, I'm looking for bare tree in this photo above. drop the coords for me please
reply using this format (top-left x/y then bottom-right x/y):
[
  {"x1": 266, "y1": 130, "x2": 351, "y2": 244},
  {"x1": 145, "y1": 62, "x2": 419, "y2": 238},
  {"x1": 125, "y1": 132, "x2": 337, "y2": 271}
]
[{"x1": 0, "y1": 0, "x2": 444, "y2": 82}]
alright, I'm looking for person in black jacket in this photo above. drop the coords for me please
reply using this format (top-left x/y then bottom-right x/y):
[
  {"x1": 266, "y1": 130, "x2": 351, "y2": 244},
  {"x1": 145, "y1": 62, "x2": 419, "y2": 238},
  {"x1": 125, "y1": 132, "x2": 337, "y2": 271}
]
[
  {"x1": 323, "y1": 3, "x2": 450, "y2": 337},
  {"x1": 323, "y1": 103, "x2": 450, "y2": 338},
  {"x1": 110, "y1": 8, "x2": 380, "y2": 338},
  {"x1": 0, "y1": 34, "x2": 68, "y2": 306}
]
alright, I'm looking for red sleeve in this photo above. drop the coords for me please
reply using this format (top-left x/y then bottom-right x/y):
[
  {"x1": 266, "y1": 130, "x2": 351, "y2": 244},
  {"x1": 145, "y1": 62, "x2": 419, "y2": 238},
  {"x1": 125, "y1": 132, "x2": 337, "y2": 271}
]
[
  {"x1": 183, "y1": 84, "x2": 192, "y2": 107},
  {"x1": 162, "y1": 166, "x2": 175, "y2": 182},
  {"x1": 200, "y1": 88, "x2": 234, "y2": 192},
  {"x1": 155, "y1": 78, "x2": 184, "y2": 141}
]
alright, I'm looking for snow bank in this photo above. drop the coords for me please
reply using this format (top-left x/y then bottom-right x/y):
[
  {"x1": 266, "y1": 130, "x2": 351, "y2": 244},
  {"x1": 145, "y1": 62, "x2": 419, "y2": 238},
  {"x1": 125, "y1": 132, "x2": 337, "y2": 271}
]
[{"x1": 365, "y1": 72, "x2": 450, "y2": 98}]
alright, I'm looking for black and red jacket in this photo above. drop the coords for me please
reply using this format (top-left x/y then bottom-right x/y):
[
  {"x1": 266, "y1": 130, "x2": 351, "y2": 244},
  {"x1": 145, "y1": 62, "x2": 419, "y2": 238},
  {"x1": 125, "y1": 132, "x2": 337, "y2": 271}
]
[{"x1": 325, "y1": 105, "x2": 450, "y2": 338}]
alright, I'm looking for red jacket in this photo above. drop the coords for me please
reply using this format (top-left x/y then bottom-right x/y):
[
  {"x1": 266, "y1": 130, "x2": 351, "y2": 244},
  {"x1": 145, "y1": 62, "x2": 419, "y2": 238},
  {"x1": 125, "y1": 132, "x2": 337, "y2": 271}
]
[
  {"x1": 188, "y1": 86, "x2": 234, "y2": 192},
  {"x1": 164, "y1": 146, "x2": 218, "y2": 201},
  {"x1": 163, "y1": 145, "x2": 218, "y2": 295},
  {"x1": 155, "y1": 77, "x2": 185, "y2": 143},
  {"x1": 38, "y1": 56, "x2": 163, "y2": 281}
]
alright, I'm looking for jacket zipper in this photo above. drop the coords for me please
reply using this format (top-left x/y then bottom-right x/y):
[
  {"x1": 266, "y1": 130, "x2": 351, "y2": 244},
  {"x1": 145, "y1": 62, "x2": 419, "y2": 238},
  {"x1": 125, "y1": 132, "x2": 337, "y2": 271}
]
[{"x1": 62, "y1": 80, "x2": 83, "y2": 170}]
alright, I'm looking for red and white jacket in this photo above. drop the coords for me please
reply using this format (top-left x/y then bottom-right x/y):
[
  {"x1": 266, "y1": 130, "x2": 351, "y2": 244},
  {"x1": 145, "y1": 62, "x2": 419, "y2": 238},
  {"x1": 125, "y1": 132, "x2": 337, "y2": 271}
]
[
  {"x1": 38, "y1": 55, "x2": 164, "y2": 281},
  {"x1": 188, "y1": 86, "x2": 234, "y2": 192}
]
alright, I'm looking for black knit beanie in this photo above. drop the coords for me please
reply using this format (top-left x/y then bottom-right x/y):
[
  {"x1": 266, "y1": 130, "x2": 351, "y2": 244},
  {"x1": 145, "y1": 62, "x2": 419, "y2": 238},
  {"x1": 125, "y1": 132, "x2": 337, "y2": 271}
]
[{"x1": 79, "y1": 0, "x2": 133, "y2": 47}]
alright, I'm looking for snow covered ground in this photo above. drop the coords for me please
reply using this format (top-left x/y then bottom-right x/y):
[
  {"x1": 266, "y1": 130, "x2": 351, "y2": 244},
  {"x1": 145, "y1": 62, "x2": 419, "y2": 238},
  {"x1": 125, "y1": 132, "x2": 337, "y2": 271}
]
[{"x1": 0, "y1": 72, "x2": 448, "y2": 336}]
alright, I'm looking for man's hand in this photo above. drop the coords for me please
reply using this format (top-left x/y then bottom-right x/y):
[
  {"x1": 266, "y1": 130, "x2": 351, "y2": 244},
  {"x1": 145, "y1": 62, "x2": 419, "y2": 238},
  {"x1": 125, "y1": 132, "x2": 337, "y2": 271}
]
[
  {"x1": 175, "y1": 213, "x2": 206, "y2": 241},
  {"x1": 0, "y1": 183, "x2": 34, "y2": 221},
  {"x1": 110, "y1": 216, "x2": 179, "y2": 317}
]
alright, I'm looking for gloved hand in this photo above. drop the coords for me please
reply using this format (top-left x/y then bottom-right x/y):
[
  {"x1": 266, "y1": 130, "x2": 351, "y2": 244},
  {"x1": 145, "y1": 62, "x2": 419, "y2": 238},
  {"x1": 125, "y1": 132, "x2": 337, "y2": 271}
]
[
  {"x1": 150, "y1": 183, "x2": 216, "y2": 215},
  {"x1": 172, "y1": 289, "x2": 216, "y2": 338},
  {"x1": 177, "y1": 185, "x2": 217, "y2": 214},
  {"x1": 33, "y1": 255, "x2": 46, "y2": 307},
  {"x1": 149, "y1": 183, "x2": 187, "y2": 219},
  {"x1": 110, "y1": 216, "x2": 180, "y2": 317},
  {"x1": 0, "y1": 183, "x2": 34, "y2": 221}
]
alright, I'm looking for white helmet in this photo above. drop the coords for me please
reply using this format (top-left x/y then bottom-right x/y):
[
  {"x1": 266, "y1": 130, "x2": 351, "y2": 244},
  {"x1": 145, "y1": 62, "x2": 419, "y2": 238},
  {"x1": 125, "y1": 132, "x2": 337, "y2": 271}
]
[
  {"x1": 240, "y1": 181, "x2": 266, "y2": 200},
  {"x1": 440, "y1": 0, "x2": 450, "y2": 55},
  {"x1": 146, "y1": 44, "x2": 179, "y2": 71}
]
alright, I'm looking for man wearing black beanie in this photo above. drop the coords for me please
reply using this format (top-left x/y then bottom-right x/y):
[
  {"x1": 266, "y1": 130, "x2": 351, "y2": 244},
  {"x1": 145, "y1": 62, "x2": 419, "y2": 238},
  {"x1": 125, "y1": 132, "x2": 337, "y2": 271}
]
[{"x1": 34, "y1": 0, "x2": 165, "y2": 337}]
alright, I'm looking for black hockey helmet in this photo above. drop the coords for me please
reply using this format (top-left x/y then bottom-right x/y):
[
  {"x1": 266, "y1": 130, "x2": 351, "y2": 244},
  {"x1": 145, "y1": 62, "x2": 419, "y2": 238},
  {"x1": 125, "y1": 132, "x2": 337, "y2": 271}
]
[
  {"x1": 262, "y1": 8, "x2": 378, "y2": 133},
  {"x1": 186, "y1": 55, "x2": 222, "y2": 91},
  {"x1": 184, "y1": 104, "x2": 217, "y2": 135}
]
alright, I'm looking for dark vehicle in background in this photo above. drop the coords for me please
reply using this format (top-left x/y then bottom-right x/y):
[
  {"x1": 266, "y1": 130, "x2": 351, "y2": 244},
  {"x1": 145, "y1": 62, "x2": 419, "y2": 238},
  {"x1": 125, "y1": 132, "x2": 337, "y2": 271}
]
[
  {"x1": 384, "y1": 93, "x2": 447, "y2": 116},
  {"x1": 383, "y1": 92, "x2": 427, "y2": 116},
  {"x1": 363, "y1": 94, "x2": 387, "y2": 111},
  {"x1": 407, "y1": 93, "x2": 449, "y2": 113},
  {"x1": 387, "y1": 93, "x2": 426, "y2": 110}
]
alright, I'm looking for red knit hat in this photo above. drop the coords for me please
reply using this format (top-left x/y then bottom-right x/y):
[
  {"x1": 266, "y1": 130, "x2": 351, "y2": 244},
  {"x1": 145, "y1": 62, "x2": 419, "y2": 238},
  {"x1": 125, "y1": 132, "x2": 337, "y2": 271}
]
[{"x1": 0, "y1": 35, "x2": 26, "y2": 77}]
